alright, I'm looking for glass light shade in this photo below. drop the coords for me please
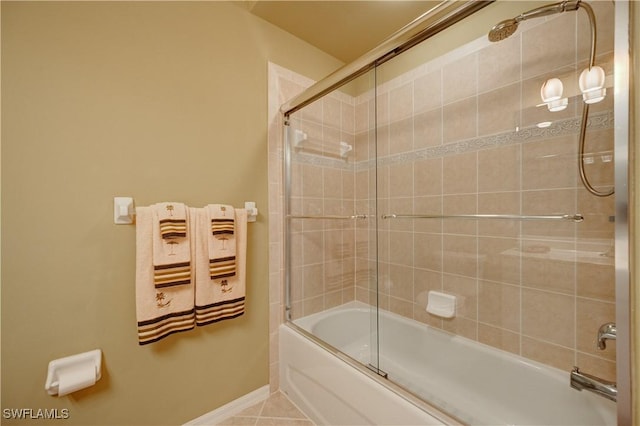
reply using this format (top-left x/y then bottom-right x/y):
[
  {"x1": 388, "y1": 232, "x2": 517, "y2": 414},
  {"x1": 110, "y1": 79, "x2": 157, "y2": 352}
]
[
  {"x1": 540, "y1": 78, "x2": 564, "y2": 102},
  {"x1": 579, "y1": 66, "x2": 606, "y2": 104},
  {"x1": 547, "y1": 97, "x2": 568, "y2": 112}
]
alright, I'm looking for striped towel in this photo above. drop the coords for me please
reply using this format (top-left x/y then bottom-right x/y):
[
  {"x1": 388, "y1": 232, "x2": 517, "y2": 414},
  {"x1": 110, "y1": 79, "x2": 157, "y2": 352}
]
[
  {"x1": 152, "y1": 203, "x2": 191, "y2": 289},
  {"x1": 194, "y1": 207, "x2": 247, "y2": 326},
  {"x1": 206, "y1": 204, "x2": 236, "y2": 280},
  {"x1": 135, "y1": 206, "x2": 195, "y2": 345},
  {"x1": 156, "y1": 202, "x2": 187, "y2": 239}
]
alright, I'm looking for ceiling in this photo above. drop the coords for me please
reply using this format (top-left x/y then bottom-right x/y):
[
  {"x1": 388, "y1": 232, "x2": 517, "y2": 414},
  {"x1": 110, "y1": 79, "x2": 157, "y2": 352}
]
[{"x1": 245, "y1": 1, "x2": 442, "y2": 63}]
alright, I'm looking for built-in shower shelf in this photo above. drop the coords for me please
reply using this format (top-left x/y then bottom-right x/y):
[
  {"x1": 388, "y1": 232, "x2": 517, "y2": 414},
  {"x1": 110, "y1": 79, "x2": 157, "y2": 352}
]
[{"x1": 291, "y1": 129, "x2": 352, "y2": 159}]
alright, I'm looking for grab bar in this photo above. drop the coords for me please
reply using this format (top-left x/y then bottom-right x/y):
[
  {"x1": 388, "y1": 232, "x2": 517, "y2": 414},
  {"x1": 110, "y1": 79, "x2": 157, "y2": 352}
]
[
  {"x1": 382, "y1": 213, "x2": 584, "y2": 222},
  {"x1": 287, "y1": 214, "x2": 369, "y2": 220}
]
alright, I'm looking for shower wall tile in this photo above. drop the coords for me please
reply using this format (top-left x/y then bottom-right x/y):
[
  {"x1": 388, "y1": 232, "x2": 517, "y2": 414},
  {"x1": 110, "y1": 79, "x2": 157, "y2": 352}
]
[
  {"x1": 478, "y1": 280, "x2": 520, "y2": 332},
  {"x1": 414, "y1": 158, "x2": 443, "y2": 196},
  {"x1": 376, "y1": 123, "x2": 391, "y2": 158},
  {"x1": 414, "y1": 233, "x2": 443, "y2": 271},
  {"x1": 522, "y1": 288, "x2": 575, "y2": 347},
  {"x1": 577, "y1": 352, "x2": 616, "y2": 383},
  {"x1": 477, "y1": 192, "x2": 520, "y2": 238},
  {"x1": 443, "y1": 151, "x2": 477, "y2": 195},
  {"x1": 414, "y1": 70, "x2": 442, "y2": 113},
  {"x1": 301, "y1": 164, "x2": 324, "y2": 198},
  {"x1": 521, "y1": 189, "x2": 577, "y2": 238},
  {"x1": 413, "y1": 108, "x2": 443, "y2": 149},
  {"x1": 377, "y1": 91, "x2": 390, "y2": 126},
  {"x1": 413, "y1": 196, "x2": 442, "y2": 234},
  {"x1": 443, "y1": 273, "x2": 477, "y2": 319},
  {"x1": 522, "y1": 13, "x2": 576, "y2": 79},
  {"x1": 341, "y1": 102, "x2": 355, "y2": 134},
  {"x1": 578, "y1": 127, "x2": 615, "y2": 187},
  {"x1": 576, "y1": 261, "x2": 615, "y2": 302},
  {"x1": 577, "y1": 188, "x2": 615, "y2": 239},
  {"x1": 521, "y1": 240, "x2": 576, "y2": 295},
  {"x1": 576, "y1": 297, "x2": 616, "y2": 361},
  {"x1": 443, "y1": 235, "x2": 478, "y2": 278},
  {"x1": 478, "y1": 323, "x2": 520, "y2": 355},
  {"x1": 442, "y1": 97, "x2": 477, "y2": 143},
  {"x1": 478, "y1": 144, "x2": 521, "y2": 192},
  {"x1": 442, "y1": 53, "x2": 477, "y2": 104},
  {"x1": 478, "y1": 237, "x2": 521, "y2": 285},
  {"x1": 322, "y1": 96, "x2": 341, "y2": 128},
  {"x1": 522, "y1": 136, "x2": 578, "y2": 190},
  {"x1": 389, "y1": 82, "x2": 414, "y2": 122},
  {"x1": 521, "y1": 336, "x2": 575, "y2": 372},
  {"x1": 577, "y1": 1, "x2": 615, "y2": 64},
  {"x1": 389, "y1": 117, "x2": 414, "y2": 154},
  {"x1": 389, "y1": 162, "x2": 414, "y2": 197},
  {"x1": 389, "y1": 198, "x2": 413, "y2": 232},
  {"x1": 389, "y1": 231, "x2": 414, "y2": 267},
  {"x1": 443, "y1": 316, "x2": 477, "y2": 340},
  {"x1": 390, "y1": 296, "x2": 413, "y2": 318},
  {"x1": 302, "y1": 264, "x2": 323, "y2": 298},
  {"x1": 478, "y1": 34, "x2": 521, "y2": 93},
  {"x1": 443, "y1": 194, "x2": 477, "y2": 236},
  {"x1": 478, "y1": 82, "x2": 521, "y2": 136}
]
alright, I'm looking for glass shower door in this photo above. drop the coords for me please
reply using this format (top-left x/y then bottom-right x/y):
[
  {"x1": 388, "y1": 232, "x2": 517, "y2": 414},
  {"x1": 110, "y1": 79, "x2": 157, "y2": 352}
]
[
  {"x1": 284, "y1": 69, "x2": 382, "y2": 375},
  {"x1": 371, "y1": 1, "x2": 618, "y2": 424}
]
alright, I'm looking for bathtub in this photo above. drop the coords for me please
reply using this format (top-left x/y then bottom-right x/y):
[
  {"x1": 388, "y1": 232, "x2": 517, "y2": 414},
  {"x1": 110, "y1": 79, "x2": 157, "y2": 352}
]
[{"x1": 280, "y1": 302, "x2": 616, "y2": 425}]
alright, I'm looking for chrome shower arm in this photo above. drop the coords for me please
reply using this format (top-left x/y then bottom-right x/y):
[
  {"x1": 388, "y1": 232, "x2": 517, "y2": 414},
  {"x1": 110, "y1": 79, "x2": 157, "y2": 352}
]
[{"x1": 515, "y1": 0, "x2": 580, "y2": 22}]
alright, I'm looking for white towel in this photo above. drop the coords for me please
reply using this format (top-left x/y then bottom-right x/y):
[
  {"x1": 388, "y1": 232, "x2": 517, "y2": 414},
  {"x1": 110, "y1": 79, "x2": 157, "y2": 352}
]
[
  {"x1": 194, "y1": 207, "x2": 247, "y2": 326},
  {"x1": 206, "y1": 204, "x2": 236, "y2": 280},
  {"x1": 152, "y1": 202, "x2": 191, "y2": 289},
  {"x1": 136, "y1": 206, "x2": 195, "y2": 345}
]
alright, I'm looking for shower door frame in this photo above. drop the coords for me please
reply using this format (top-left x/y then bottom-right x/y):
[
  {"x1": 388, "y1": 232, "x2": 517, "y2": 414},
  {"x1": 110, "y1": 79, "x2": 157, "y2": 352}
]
[{"x1": 281, "y1": 0, "x2": 633, "y2": 423}]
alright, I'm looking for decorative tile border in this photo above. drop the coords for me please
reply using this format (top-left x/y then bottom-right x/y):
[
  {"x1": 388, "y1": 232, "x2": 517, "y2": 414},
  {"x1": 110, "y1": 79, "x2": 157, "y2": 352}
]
[{"x1": 289, "y1": 109, "x2": 613, "y2": 172}]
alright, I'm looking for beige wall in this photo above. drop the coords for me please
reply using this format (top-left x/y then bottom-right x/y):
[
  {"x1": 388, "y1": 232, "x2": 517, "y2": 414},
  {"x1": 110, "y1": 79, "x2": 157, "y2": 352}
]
[{"x1": 1, "y1": 2, "x2": 342, "y2": 425}]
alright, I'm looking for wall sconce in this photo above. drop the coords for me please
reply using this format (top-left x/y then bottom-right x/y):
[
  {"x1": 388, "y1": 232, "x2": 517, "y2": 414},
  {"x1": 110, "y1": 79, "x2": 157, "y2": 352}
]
[
  {"x1": 579, "y1": 65, "x2": 606, "y2": 104},
  {"x1": 540, "y1": 78, "x2": 567, "y2": 112}
]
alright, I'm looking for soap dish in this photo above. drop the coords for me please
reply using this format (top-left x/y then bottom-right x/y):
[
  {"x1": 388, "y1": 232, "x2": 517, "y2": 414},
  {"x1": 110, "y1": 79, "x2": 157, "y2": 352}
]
[{"x1": 426, "y1": 291, "x2": 456, "y2": 318}]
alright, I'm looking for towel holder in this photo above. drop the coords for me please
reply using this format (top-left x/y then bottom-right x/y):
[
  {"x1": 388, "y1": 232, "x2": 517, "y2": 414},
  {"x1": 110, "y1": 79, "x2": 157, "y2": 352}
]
[{"x1": 114, "y1": 198, "x2": 258, "y2": 224}]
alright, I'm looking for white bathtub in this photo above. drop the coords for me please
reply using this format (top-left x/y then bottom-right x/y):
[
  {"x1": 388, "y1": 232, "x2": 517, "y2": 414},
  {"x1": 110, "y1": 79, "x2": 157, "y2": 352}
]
[{"x1": 280, "y1": 302, "x2": 616, "y2": 425}]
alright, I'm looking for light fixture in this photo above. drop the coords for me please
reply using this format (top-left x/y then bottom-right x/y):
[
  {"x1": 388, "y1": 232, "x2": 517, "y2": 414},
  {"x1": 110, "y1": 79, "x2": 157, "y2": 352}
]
[
  {"x1": 537, "y1": 121, "x2": 552, "y2": 128},
  {"x1": 579, "y1": 65, "x2": 606, "y2": 104},
  {"x1": 540, "y1": 78, "x2": 567, "y2": 112}
]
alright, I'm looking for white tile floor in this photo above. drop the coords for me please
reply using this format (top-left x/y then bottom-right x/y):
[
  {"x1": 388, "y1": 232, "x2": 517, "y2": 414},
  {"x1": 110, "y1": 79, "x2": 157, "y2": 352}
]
[{"x1": 216, "y1": 391, "x2": 314, "y2": 426}]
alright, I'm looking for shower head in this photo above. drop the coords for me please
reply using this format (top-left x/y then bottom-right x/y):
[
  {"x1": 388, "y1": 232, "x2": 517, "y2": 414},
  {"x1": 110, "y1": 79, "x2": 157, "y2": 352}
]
[
  {"x1": 487, "y1": 0, "x2": 581, "y2": 42},
  {"x1": 488, "y1": 19, "x2": 519, "y2": 42}
]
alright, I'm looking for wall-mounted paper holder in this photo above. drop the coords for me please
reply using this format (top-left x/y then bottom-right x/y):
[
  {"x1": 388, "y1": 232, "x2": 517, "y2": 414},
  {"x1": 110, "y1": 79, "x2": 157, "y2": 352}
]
[{"x1": 45, "y1": 349, "x2": 102, "y2": 397}]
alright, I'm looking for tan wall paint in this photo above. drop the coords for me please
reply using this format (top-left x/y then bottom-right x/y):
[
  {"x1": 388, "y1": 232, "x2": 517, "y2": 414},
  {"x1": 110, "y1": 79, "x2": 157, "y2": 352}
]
[{"x1": 0, "y1": 2, "x2": 342, "y2": 425}]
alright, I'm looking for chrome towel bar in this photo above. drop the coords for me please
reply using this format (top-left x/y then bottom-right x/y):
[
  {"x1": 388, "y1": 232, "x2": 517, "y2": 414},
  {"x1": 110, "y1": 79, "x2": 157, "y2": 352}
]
[
  {"x1": 382, "y1": 213, "x2": 584, "y2": 222},
  {"x1": 287, "y1": 214, "x2": 369, "y2": 220}
]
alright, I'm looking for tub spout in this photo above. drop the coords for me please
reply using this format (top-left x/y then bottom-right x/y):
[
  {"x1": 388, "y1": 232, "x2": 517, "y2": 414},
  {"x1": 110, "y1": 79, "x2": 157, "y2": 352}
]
[
  {"x1": 597, "y1": 322, "x2": 616, "y2": 350},
  {"x1": 570, "y1": 367, "x2": 617, "y2": 402}
]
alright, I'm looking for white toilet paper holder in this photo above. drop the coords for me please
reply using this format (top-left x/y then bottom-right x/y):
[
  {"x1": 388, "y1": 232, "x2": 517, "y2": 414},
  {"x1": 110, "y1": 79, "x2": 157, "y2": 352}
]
[{"x1": 45, "y1": 349, "x2": 102, "y2": 396}]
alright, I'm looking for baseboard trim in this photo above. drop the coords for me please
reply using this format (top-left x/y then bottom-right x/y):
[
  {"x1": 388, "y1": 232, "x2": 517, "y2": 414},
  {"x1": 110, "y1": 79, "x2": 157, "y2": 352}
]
[{"x1": 184, "y1": 385, "x2": 270, "y2": 425}]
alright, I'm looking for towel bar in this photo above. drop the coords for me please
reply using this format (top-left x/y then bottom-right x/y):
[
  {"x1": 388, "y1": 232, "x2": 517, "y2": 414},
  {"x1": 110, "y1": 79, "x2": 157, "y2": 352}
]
[
  {"x1": 114, "y1": 198, "x2": 258, "y2": 224},
  {"x1": 381, "y1": 213, "x2": 584, "y2": 222}
]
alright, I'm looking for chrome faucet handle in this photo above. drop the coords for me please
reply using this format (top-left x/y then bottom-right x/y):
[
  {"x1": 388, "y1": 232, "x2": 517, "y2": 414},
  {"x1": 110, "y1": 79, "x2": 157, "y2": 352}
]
[{"x1": 597, "y1": 322, "x2": 616, "y2": 350}]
